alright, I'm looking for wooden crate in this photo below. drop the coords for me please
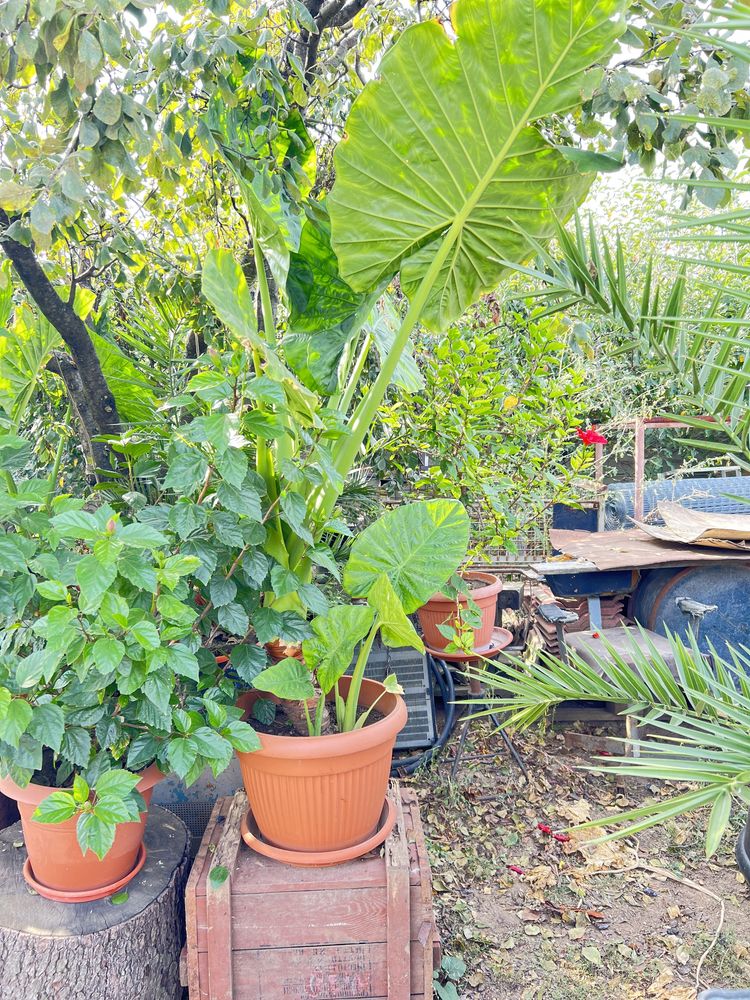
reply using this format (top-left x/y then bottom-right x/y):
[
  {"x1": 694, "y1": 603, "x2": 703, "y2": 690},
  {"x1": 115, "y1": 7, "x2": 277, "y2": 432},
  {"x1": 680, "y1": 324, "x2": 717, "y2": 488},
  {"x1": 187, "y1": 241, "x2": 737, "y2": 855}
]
[{"x1": 183, "y1": 781, "x2": 439, "y2": 1000}]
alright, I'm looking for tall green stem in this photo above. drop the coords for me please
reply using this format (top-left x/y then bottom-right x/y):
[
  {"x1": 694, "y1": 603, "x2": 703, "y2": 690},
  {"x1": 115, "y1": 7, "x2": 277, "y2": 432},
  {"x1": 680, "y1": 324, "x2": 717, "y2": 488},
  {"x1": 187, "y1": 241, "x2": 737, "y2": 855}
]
[
  {"x1": 317, "y1": 224, "x2": 461, "y2": 522},
  {"x1": 337, "y1": 332, "x2": 372, "y2": 417},
  {"x1": 252, "y1": 240, "x2": 288, "y2": 561},
  {"x1": 46, "y1": 405, "x2": 70, "y2": 511},
  {"x1": 343, "y1": 621, "x2": 379, "y2": 731}
]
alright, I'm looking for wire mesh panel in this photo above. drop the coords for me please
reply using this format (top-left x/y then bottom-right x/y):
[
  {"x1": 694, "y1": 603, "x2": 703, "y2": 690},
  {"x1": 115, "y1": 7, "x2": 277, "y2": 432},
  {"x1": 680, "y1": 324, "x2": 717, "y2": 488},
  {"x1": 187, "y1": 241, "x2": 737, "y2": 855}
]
[{"x1": 607, "y1": 476, "x2": 750, "y2": 527}]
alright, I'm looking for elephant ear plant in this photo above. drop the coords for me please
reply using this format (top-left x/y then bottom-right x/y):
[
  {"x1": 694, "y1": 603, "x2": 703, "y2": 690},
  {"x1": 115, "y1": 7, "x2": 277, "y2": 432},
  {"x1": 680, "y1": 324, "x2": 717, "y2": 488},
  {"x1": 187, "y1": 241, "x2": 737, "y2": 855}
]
[
  {"x1": 251, "y1": 499, "x2": 470, "y2": 734},
  {"x1": 0, "y1": 434, "x2": 259, "y2": 864},
  {"x1": 197, "y1": 0, "x2": 629, "y2": 649}
]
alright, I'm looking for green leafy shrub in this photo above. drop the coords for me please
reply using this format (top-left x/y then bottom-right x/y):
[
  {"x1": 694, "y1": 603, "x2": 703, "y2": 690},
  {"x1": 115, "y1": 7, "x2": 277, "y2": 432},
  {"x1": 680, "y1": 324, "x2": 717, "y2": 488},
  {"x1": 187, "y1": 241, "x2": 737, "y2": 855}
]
[{"x1": 0, "y1": 433, "x2": 260, "y2": 857}]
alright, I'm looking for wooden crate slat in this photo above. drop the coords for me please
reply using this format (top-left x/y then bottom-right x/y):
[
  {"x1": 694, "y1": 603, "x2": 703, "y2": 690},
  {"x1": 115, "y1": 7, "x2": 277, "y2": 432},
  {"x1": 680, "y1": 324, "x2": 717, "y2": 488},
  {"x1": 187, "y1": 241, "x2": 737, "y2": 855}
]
[
  {"x1": 185, "y1": 782, "x2": 437, "y2": 1000},
  {"x1": 225, "y1": 853, "x2": 388, "y2": 895},
  {"x1": 385, "y1": 788, "x2": 411, "y2": 1000},
  {"x1": 194, "y1": 885, "x2": 427, "y2": 951},
  {"x1": 196, "y1": 887, "x2": 387, "y2": 950},
  {"x1": 185, "y1": 797, "x2": 226, "y2": 1000},
  {"x1": 206, "y1": 792, "x2": 245, "y2": 1000},
  {"x1": 402, "y1": 787, "x2": 440, "y2": 982},
  {"x1": 197, "y1": 945, "x2": 427, "y2": 1000}
]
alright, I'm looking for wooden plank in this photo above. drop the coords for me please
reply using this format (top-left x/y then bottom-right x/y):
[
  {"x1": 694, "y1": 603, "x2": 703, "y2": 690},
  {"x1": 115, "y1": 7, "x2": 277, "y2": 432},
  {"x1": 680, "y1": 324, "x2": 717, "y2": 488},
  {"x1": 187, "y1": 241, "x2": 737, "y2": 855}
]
[
  {"x1": 402, "y1": 788, "x2": 438, "y2": 992},
  {"x1": 385, "y1": 786, "x2": 411, "y2": 1000},
  {"x1": 195, "y1": 884, "x2": 428, "y2": 951},
  {"x1": 197, "y1": 945, "x2": 427, "y2": 1000},
  {"x1": 563, "y1": 731, "x2": 626, "y2": 754},
  {"x1": 186, "y1": 797, "x2": 227, "y2": 1000},
  {"x1": 206, "y1": 792, "x2": 245, "y2": 1000},
  {"x1": 227, "y1": 852, "x2": 387, "y2": 895},
  {"x1": 197, "y1": 887, "x2": 387, "y2": 950}
]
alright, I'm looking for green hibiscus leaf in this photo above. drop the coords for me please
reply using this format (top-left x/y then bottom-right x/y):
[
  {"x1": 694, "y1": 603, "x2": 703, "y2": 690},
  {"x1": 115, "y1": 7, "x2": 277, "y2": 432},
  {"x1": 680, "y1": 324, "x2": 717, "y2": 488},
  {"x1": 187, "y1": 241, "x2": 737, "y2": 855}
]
[
  {"x1": 222, "y1": 719, "x2": 261, "y2": 753},
  {"x1": 77, "y1": 811, "x2": 117, "y2": 860},
  {"x1": 33, "y1": 790, "x2": 77, "y2": 824},
  {"x1": 95, "y1": 769, "x2": 141, "y2": 798}
]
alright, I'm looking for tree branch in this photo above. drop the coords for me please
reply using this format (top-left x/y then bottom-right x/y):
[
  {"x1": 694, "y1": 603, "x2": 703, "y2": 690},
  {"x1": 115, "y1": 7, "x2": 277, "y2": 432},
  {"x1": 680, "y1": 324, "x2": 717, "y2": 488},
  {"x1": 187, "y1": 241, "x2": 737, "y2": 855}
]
[
  {"x1": 316, "y1": 0, "x2": 369, "y2": 30},
  {"x1": 0, "y1": 210, "x2": 119, "y2": 475}
]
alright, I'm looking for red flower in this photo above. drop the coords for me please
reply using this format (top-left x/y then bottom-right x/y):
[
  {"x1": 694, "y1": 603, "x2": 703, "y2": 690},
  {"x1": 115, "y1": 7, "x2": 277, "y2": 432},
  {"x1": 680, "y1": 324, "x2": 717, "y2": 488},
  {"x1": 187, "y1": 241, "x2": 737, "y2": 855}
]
[
  {"x1": 537, "y1": 823, "x2": 552, "y2": 836},
  {"x1": 576, "y1": 426, "x2": 608, "y2": 446}
]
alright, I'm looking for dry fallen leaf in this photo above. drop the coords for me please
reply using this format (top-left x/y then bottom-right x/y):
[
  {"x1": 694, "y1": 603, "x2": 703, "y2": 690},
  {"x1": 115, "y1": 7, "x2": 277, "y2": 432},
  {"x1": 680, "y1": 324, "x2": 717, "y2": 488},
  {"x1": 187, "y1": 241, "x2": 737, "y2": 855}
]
[
  {"x1": 563, "y1": 827, "x2": 637, "y2": 871},
  {"x1": 647, "y1": 969, "x2": 673, "y2": 995},
  {"x1": 557, "y1": 798, "x2": 592, "y2": 824},
  {"x1": 581, "y1": 945, "x2": 602, "y2": 966}
]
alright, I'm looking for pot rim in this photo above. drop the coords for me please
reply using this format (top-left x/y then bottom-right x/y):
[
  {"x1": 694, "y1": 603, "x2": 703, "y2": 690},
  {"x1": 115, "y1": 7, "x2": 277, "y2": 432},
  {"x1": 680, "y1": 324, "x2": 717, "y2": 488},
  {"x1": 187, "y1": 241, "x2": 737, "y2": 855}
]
[
  {"x1": 0, "y1": 761, "x2": 164, "y2": 806},
  {"x1": 237, "y1": 676, "x2": 407, "y2": 760},
  {"x1": 420, "y1": 570, "x2": 502, "y2": 606}
]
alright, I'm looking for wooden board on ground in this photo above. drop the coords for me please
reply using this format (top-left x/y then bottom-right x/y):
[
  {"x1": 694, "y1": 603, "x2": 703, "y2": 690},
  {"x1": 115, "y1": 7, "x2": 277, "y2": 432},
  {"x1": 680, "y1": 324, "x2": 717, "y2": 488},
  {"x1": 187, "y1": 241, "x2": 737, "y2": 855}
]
[
  {"x1": 184, "y1": 781, "x2": 439, "y2": 1000},
  {"x1": 0, "y1": 805, "x2": 189, "y2": 1000}
]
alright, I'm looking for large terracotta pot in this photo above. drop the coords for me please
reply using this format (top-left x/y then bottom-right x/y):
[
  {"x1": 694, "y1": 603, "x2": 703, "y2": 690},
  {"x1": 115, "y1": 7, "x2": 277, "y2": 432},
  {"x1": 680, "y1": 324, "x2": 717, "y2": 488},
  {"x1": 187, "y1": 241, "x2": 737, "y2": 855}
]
[
  {"x1": 236, "y1": 676, "x2": 406, "y2": 854},
  {"x1": 0, "y1": 763, "x2": 163, "y2": 900},
  {"x1": 417, "y1": 570, "x2": 502, "y2": 651}
]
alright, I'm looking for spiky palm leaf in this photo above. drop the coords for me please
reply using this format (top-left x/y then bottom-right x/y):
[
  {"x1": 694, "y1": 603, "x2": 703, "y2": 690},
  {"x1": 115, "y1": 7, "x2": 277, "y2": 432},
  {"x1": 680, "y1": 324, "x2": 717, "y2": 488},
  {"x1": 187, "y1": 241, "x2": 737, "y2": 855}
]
[{"x1": 468, "y1": 627, "x2": 750, "y2": 856}]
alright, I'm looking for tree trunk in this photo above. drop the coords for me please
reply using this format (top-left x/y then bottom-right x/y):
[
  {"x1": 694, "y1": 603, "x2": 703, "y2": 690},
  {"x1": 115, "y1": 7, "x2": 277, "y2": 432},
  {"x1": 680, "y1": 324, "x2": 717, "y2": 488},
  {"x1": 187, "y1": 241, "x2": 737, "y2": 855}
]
[
  {"x1": 0, "y1": 806, "x2": 189, "y2": 1000},
  {"x1": 0, "y1": 211, "x2": 119, "y2": 477}
]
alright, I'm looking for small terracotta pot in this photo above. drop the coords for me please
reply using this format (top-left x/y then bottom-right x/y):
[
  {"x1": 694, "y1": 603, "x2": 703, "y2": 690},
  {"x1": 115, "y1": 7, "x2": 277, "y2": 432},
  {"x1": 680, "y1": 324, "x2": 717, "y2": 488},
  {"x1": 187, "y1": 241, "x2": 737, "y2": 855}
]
[
  {"x1": 417, "y1": 571, "x2": 502, "y2": 651},
  {"x1": 0, "y1": 763, "x2": 163, "y2": 899},
  {"x1": 236, "y1": 676, "x2": 406, "y2": 855},
  {"x1": 265, "y1": 638, "x2": 303, "y2": 661}
]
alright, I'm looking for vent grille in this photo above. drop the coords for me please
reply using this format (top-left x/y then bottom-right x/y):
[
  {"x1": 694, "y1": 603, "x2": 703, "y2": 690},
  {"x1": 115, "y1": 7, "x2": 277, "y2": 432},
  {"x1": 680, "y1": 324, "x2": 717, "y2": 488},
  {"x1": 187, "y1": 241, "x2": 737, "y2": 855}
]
[{"x1": 352, "y1": 641, "x2": 436, "y2": 750}]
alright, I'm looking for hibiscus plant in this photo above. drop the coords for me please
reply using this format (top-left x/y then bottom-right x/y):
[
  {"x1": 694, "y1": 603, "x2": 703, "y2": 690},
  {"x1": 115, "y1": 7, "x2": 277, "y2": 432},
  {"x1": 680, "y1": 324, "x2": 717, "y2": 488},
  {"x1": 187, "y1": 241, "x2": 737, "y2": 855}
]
[{"x1": 0, "y1": 433, "x2": 260, "y2": 858}]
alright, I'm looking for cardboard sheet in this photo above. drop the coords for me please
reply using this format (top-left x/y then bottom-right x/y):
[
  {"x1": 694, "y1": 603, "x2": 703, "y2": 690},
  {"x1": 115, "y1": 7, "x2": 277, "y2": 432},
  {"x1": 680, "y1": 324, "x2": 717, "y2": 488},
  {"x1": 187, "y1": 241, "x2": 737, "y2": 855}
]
[
  {"x1": 547, "y1": 527, "x2": 750, "y2": 572},
  {"x1": 633, "y1": 500, "x2": 750, "y2": 551}
]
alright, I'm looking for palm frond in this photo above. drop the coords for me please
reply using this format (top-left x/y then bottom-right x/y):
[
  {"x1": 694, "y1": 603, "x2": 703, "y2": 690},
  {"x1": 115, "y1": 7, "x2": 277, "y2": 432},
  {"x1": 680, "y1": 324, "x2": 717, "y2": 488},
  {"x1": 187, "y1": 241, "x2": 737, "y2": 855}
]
[{"x1": 468, "y1": 627, "x2": 750, "y2": 855}]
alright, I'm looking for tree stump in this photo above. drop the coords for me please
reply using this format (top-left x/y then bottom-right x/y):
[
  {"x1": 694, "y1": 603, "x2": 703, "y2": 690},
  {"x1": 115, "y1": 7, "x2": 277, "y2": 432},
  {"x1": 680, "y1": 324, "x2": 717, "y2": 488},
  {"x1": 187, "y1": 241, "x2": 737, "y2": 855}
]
[{"x1": 0, "y1": 804, "x2": 189, "y2": 1000}]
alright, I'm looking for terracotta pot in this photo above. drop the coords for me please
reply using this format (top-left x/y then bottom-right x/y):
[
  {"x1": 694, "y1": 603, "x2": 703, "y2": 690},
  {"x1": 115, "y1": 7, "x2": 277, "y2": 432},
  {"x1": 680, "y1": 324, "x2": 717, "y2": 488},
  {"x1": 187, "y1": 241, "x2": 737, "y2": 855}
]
[
  {"x1": 417, "y1": 571, "x2": 502, "y2": 651},
  {"x1": 0, "y1": 763, "x2": 163, "y2": 899},
  {"x1": 236, "y1": 676, "x2": 406, "y2": 854},
  {"x1": 265, "y1": 638, "x2": 303, "y2": 661}
]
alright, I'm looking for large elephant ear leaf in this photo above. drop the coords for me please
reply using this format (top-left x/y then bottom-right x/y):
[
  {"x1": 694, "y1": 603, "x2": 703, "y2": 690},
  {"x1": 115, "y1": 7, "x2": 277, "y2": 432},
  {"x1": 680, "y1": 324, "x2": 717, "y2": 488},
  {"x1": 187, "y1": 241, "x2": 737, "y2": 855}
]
[
  {"x1": 328, "y1": 0, "x2": 627, "y2": 332},
  {"x1": 342, "y1": 499, "x2": 469, "y2": 613},
  {"x1": 284, "y1": 211, "x2": 379, "y2": 394}
]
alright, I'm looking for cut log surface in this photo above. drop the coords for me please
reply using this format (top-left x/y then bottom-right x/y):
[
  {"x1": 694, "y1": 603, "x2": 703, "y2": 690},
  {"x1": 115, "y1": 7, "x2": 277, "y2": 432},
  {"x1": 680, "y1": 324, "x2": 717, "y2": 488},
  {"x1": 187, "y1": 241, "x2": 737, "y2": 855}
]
[{"x1": 0, "y1": 804, "x2": 189, "y2": 1000}]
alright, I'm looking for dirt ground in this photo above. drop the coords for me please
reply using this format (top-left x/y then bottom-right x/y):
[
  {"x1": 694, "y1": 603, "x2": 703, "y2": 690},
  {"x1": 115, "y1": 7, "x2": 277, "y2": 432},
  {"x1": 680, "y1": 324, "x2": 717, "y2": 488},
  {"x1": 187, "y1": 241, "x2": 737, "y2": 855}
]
[{"x1": 409, "y1": 718, "x2": 750, "y2": 1000}]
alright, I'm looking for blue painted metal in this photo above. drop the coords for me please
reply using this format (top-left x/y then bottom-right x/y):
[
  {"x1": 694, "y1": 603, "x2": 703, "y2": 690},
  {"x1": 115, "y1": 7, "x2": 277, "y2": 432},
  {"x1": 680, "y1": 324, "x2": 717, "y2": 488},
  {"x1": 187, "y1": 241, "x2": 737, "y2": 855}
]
[
  {"x1": 546, "y1": 569, "x2": 638, "y2": 599},
  {"x1": 552, "y1": 502, "x2": 598, "y2": 532},
  {"x1": 631, "y1": 564, "x2": 750, "y2": 657},
  {"x1": 549, "y1": 504, "x2": 637, "y2": 598},
  {"x1": 698, "y1": 992, "x2": 750, "y2": 998}
]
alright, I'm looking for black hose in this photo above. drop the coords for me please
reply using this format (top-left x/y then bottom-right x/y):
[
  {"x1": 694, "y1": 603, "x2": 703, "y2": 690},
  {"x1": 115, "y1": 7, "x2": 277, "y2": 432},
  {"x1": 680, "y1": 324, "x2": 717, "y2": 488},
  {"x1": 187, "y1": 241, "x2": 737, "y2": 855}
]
[{"x1": 391, "y1": 653, "x2": 457, "y2": 775}]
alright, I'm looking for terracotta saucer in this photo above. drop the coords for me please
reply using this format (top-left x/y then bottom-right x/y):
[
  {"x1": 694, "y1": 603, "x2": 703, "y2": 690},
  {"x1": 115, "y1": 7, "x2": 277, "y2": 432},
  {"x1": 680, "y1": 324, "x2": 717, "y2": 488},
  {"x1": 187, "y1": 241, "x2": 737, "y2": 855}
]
[
  {"x1": 424, "y1": 625, "x2": 514, "y2": 663},
  {"x1": 240, "y1": 797, "x2": 396, "y2": 867},
  {"x1": 23, "y1": 842, "x2": 147, "y2": 903}
]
